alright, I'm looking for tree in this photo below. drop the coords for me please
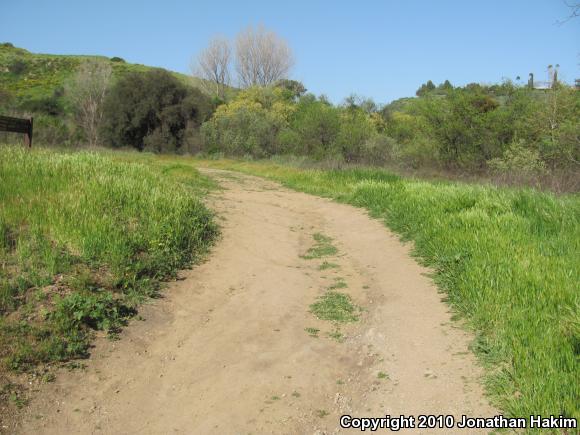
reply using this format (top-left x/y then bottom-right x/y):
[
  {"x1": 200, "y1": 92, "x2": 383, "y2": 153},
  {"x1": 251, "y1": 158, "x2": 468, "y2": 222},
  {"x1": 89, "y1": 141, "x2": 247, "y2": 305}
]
[
  {"x1": 557, "y1": 1, "x2": 579, "y2": 24},
  {"x1": 439, "y1": 80, "x2": 453, "y2": 91},
  {"x1": 235, "y1": 25, "x2": 294, "y2": 87},
  {"x1": 342, "y1": 94, "x2": 378, "y2": 113},
  {"x1": 101, "y1": 69, "x2": 212, "y2": 152},
  {"x1": 193, "y1": 36, "x2": 231, "y2": 99},
  {"x1": 274, "y1": 79, "x2": 306, "y2": 99},
  {"x1": 67, "y1": 59, "x2": 112, "y2": 146},
  {"x1": 416, "y1": 80, "x2": 436, "y2": 96}
]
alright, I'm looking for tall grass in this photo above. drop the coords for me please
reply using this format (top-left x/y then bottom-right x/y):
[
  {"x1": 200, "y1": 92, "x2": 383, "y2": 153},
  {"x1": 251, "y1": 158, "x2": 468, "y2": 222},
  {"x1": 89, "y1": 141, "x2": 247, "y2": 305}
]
[
  {"x1": 199, "y1": 159, "x2": 579, "y2": 422},
  {"x1": 0, "y1": 147, "x2": 217, "y2": 370}
]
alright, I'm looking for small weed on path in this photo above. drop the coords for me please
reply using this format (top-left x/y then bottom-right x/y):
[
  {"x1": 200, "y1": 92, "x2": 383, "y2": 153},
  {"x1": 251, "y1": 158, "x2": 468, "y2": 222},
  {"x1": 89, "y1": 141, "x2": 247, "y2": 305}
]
[
  {"x1": 316, "y1": 409, "x2": 329, "y2": 418},
  {"x1": 305, "y1": 327, "x2": 320, "y2": 338},
  {"x1": 328, "y1": 278, "x2": 348, "y2": 290},
  {"x1": 310, "y1": 292, "x2": 360, "y2": 323},
  {"x1": 327, "y1": 329, "x2": 345, "y2": 342},
  {"x1": 318, "y1": 261, "x2": 339, "y2": 271},
  {"x1": 302, "y1": 233, "x2": 338, "y2": 260}
]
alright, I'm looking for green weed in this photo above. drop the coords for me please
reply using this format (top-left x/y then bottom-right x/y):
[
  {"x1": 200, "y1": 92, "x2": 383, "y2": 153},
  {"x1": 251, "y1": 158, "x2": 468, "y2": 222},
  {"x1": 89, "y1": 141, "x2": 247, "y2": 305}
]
[
  {"x1": 302, "y1": 233, "x2": 338, "y2": 259},
  {"x1": 327, "y1": 329, "x2": 345, "y2": 342},
  {"x1": 305, "y1": 327, "x2": 320, "y2": 337},
  {"x1": 328, "y1": 278, "x2": 348, "y2": 290},
  {"x1": 318, "y1": 261, "x2": 339, "y2": 270},
  {"x1": 310, "y1": 292, "x2": 360, "y2": 323},
  {"x1": 316, "y1": 409, "x2": 329, "y2": 418}
]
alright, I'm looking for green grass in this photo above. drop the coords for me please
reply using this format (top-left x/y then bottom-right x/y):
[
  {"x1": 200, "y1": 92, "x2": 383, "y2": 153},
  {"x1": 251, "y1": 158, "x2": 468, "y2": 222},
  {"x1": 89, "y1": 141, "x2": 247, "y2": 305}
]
[
  {"x1": 0, "y1": 146, "x2": 217, "y2": 372},
  {"x1": 301, "y1": 233, "x2": 338, "y2": 259},
  {"x1": 315, "y1": 409, "x2": 329, "y2": 418},
  {"x1": 196, "y1": 158, "x2": 580, "y2": 423},
  {"x1": 309, "y1": 291, "x2": 360, "y2": 323},
  {"x1": 328, "y1": 278, "x2": 348, "y2": 290},
  {"x1": 327, "y1": 329, "x2": 345, "y2": 342},
  {"x1": 305, "y1": 327, "x2": 320, "y2": 337},
  {"x1": 318, "y1": 261, "x2": 339, "y2": 270}
]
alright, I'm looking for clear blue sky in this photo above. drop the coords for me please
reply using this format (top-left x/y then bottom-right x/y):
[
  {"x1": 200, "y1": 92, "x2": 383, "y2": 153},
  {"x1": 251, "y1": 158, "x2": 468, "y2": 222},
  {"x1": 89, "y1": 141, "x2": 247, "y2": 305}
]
[{"x1": 1, "y1": 0, "x2": 578, "y2": 103}]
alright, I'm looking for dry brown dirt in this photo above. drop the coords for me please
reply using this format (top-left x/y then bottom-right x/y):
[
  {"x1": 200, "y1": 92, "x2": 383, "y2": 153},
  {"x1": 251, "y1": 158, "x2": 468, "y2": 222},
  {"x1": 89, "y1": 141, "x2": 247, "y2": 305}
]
[{"x1": 16, "y1": 169, "x2": 495, "y2": 434}]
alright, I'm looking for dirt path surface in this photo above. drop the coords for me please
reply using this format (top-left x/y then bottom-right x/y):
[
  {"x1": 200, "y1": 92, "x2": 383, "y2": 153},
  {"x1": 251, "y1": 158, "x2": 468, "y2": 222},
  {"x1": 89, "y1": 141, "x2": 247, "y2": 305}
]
[{"x1": 18, "y1": 169, "x2": 495, "y2": 434}]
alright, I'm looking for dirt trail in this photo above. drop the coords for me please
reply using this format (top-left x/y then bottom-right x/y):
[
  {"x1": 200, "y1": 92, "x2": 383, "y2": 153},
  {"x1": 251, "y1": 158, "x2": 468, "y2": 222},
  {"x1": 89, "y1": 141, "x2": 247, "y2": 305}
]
[{"x1": 18, "y1": 169, "x2": 495, "y2": 434}]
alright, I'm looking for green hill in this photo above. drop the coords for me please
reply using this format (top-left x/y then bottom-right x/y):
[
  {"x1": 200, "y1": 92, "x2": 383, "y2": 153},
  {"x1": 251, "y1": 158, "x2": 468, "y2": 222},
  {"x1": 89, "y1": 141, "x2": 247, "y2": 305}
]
[{"x1": 0, "y1": 42, "x2": 214, "y2": 111}]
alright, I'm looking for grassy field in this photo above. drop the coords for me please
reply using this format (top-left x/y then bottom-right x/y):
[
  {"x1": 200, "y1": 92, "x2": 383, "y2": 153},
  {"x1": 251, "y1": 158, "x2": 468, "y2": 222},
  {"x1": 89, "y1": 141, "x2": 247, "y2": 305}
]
[
  {"x1": 194, "y1": 158, "x2": 579, "y2": 420},
  {"x1": 0, "y1": 147, "x2": 217, "y2": 378}
]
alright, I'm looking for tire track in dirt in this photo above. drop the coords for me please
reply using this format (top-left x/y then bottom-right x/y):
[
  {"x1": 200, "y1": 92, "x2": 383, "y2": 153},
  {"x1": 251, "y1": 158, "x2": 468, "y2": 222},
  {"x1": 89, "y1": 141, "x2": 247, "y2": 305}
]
[{"x1": 17, "y1": 169, "x2": 495, "y2": 434}]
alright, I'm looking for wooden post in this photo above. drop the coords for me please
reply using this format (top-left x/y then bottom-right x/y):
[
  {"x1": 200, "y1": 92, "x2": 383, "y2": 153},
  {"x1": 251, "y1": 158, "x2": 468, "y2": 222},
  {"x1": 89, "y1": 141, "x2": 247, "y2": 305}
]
[{"x1": 25, "y1": 117, "x2": 33, "y2": 148}]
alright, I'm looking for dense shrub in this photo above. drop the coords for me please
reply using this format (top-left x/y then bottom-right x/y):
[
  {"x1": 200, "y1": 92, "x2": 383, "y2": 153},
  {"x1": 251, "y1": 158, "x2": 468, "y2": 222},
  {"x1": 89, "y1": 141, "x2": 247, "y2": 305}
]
[
  {"x1": 201, "y1": 87, "x2": 293, "y2": 157},
  {"x1": 20, "y1": 95, "x2": 65, "y2": 116},
  {"x1": 335, "y1": 109, "x2": 376, "y2": 162},
  {"x1": 32, "y1": 115, "x2": 74, "y2": 146},
  {"x1": 8, "y1": 59, "x2": 27, "y2": 75},
  {"x1": 287, "y1": 99, "x2": 341, "y2": 157},
  {"x1": 488, "y1": 140, "x2": 547, "y2": 175},
  {"x1": 359, "y1": 135, "x2": 398, "y2": 165},
  {"x1": 101, "y1": 69, "x2": 213, "y2": 151},
  {"x1": 384, "y1": 81, "x2": 579, "y2": 174}
]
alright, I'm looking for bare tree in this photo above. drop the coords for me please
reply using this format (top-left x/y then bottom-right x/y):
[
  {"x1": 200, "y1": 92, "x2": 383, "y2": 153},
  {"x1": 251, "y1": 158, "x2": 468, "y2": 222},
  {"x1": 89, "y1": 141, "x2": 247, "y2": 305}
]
[
  {"x1": 557, "y1": 1, "x2": 579, "y2": 24},
  {"x1": 192, "y1": 36, "x2": 231, "y2": 99},
  {"x1": 235, "y1": 25, "x2": 294, "y2": 87},
  {"x1": 67, "y1": 59, "x2": 112, "y2": 146}
]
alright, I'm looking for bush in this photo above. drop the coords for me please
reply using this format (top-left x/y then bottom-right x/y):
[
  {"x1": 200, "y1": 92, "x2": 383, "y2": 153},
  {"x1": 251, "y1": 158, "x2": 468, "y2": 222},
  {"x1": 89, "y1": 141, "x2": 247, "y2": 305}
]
[
  {"x1": 360, "y1": 135, "x2": 398, "y2": 165},
  {"x1": 101, "y1": 69, "x2": 213, "y2": 151},
  {"x1": 8, "y1": 59, "x2": 27, "y2": 75},
  {"x1": 0, "y1": 89, "x2": 14, "y2": 109},
  {"x1": 20, "y1": 95, "x2": 64, "y2": 116},
  {"x1": 335, "y1": 109, "x2": 376, "y2": 162},
  {"x1": 395, "y1": 136, "x2": 441, "y2": 169},
  {"x1": 201, "y1": 87, "x2": 293, "y2": 157},
  {"x1": 110, "y1": 56, "x2": 125, "y2": 63},
  {"x1": 488, "y1": 140, "x2": 547, "y2": 175},
  {"x1": 32, "y1": 115, "x2": 73, "y2": 146},
  {"x1": 289, "y1": 99, "x2": 341, "y2": 157},
  {"x1": 202, "y1": 105, "x2": 282, "y2": 157}
]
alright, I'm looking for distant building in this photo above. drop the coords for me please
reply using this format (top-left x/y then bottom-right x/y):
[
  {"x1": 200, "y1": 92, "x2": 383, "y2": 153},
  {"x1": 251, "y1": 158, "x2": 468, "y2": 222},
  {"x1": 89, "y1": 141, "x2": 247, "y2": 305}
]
[{"x1": 528, "y1": 65, "x2": 559, "y2": 90}]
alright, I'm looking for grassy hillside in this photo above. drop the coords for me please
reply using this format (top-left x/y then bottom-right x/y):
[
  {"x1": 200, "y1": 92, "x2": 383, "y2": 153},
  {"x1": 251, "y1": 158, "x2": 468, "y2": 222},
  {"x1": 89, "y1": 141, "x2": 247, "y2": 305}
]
[
  {"x1": 0, "y1": 42, "x2": 215, "y2": 111},
  {"x1": 195, "y1": 158, "x2": 580, "y2": 422},
  {"x1": 0, "y1": 147, "x2": 217, "y2": 394}
]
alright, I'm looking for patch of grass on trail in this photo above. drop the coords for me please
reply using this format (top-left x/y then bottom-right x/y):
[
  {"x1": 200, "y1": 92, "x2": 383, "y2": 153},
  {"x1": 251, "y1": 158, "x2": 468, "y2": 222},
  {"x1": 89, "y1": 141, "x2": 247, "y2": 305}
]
[
  {"x1": 305, "y1": 327, "x2": 320, "y2": 338},
  {"x1": 196, "y1": 158, "x2": 580, "y2": 421},
  {"x1": 328, "y1": 278, "x2": 348, "y2": 290},
  {"x1": 0, "y1": 147, "x2": 217, "y2": 373},
  {"x1": 318, "y1": 261, "x2": 339, "y2": 270},
  {"x1": 302, "y1": 233, "x2": 338, "y2": 259},
  {"x1": 310, "y1": 292, "x2": 360, "y2": 323}
]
